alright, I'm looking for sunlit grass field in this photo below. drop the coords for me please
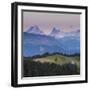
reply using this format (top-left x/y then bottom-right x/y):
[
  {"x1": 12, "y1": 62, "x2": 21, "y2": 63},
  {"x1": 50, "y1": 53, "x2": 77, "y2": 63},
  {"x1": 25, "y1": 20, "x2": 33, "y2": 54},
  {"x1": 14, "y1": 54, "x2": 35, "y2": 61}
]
[
  {"x1": 33, "y1": 54, "x2": 80, "y2": 73},
  {"x1": 23, "y1": 54, "x2": 80, "y2": 77}
]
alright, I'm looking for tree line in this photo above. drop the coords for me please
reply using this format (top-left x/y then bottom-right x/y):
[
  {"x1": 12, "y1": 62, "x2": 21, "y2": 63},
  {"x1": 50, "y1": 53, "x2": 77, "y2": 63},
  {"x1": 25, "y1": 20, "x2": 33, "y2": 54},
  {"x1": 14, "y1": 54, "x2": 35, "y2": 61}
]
[
  {"x1": 23, "y1": 59, "x2": 79, "y2": 77},
  {"x1": 24, "y1": 52, "x2": 80, "y2": 60}
]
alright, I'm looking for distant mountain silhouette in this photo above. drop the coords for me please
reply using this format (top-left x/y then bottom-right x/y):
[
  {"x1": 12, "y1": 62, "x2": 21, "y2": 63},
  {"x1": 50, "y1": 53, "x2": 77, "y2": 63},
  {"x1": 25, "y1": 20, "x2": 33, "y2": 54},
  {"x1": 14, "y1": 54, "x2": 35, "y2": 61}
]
[{"x1": 23, "y1": 32, "x2": 80, "y2": 57}]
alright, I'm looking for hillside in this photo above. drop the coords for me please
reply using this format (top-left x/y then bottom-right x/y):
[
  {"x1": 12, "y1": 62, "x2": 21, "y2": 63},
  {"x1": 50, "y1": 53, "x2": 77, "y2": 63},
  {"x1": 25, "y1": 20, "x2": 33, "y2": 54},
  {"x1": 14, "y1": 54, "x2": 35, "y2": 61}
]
[{"x1": 23, "y1": 54, "x2": 80, "y2": 77}]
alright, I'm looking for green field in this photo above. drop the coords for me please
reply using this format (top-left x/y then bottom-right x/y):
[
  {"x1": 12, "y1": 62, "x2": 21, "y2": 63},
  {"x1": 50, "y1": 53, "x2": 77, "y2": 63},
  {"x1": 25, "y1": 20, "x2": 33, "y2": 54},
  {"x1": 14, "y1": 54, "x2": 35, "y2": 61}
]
[
  {"x1": 23, "y1": 54, "x2": 80, "y2": 77},
  {"x1": 33, "y1": 54, "x2": 80, "y2": 73}
]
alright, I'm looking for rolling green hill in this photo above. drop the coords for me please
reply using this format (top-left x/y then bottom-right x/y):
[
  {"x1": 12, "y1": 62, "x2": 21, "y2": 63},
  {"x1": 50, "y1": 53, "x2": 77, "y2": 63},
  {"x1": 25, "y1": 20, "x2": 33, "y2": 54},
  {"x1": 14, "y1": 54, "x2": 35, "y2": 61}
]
[
  {"x1": 23, "y1": 54, "x2": 80, "y2": 77},
  {"x1": 33, "y1": 55, "x2": 80, "y2": 64},
  {"x1": 33, "y1": 54, "x2": 80, "y2": 73}
]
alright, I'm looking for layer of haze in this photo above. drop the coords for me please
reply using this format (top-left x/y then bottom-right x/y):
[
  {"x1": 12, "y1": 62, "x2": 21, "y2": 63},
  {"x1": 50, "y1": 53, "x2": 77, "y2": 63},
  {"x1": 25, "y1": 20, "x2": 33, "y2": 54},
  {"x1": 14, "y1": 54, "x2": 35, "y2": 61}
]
[{"x1": 23, "y1": 11, "x2": 80, "y2": 34}]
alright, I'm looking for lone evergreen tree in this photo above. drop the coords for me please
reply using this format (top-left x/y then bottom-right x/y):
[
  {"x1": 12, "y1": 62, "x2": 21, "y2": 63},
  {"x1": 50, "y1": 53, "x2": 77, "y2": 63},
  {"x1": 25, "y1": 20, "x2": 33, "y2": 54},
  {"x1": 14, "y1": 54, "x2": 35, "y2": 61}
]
[{"x1": 55, "y1": 57, "x2": 58, "y2": 62}]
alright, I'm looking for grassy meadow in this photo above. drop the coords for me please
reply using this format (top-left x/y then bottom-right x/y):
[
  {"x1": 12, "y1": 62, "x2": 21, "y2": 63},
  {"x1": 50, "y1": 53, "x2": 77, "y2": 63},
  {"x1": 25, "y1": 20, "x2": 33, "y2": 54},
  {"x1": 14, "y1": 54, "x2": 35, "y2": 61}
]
[{"x1": 23, "y1": 54, "x2": 80, "y2": 77}]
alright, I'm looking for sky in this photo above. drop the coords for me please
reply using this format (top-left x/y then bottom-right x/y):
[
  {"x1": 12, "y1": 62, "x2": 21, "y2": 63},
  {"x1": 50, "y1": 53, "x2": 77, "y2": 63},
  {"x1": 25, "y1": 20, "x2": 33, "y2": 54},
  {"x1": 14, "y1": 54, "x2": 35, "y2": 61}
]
[{"x1": 23, "y1": 11, "x2": 80, "y2": 35}]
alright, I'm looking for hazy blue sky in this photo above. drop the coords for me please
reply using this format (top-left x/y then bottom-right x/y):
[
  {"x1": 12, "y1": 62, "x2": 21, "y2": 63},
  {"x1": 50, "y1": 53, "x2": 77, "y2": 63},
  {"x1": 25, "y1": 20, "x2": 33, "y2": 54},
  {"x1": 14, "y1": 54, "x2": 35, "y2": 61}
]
[{"x1": 23, "y1": 11, "x2": 80, "y2": 35}]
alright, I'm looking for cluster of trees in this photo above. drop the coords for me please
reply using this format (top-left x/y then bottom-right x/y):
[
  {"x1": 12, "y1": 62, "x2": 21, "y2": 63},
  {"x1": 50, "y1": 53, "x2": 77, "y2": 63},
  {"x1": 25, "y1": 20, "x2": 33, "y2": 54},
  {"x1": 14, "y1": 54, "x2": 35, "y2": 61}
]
[{"x1": 23, "y1": 59, "x2": 79, "y2": 77}]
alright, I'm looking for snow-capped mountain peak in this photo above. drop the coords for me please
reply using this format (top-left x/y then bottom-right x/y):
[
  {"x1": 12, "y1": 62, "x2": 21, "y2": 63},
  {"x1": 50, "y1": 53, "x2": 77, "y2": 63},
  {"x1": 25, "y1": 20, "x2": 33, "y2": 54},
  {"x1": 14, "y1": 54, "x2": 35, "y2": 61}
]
[
  {"x1": 26, "y1": 25, "x2": 43, "y2": 35},
  {"x1": 50, "y1": 27, "x2": 60, "y2": 36}
]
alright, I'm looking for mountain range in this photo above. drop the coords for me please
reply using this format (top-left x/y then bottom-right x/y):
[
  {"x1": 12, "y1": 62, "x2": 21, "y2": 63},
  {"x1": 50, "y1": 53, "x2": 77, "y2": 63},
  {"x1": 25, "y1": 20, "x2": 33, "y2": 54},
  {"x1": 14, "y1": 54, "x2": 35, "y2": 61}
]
[{"x1": 23, "y1": 25, "x2": 80, "y2": 57}]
